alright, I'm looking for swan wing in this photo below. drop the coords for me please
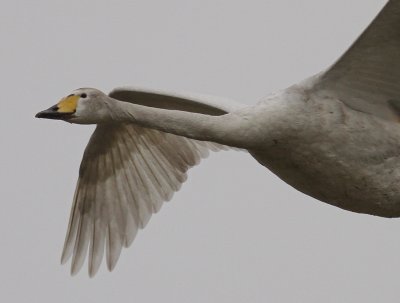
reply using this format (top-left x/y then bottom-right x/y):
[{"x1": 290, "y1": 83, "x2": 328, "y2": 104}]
[
  {"x1": 314, "y1": 0, "x2": 400, "y2": 121},
  {"x1": 61, "y1": 89, "x2": 237, "y2": 276},
  {"x1": 109, "y1": 86, "x2": 245, "y2": 113}
]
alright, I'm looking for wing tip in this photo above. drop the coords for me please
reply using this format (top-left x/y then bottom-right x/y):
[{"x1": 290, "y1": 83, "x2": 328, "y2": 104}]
[
  {"x1": 88, "y1": 265, "x2": 100, "y2": 278},
  {"x1": 60, "y1": 249, "x2": 71, "y2": 265},
  {"x1": 106, "y1": 256, "x2": 119, "y2": 272}
]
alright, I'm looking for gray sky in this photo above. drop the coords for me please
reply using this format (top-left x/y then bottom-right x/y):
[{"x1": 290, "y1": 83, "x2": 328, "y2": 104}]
[{"x1": 1, "y1": 0, "x2": 397, "y2": 302}]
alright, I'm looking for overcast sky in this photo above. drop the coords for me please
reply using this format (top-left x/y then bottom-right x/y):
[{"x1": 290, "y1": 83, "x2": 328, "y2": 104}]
[{"x1": 1, "y1": 0, "x2": 397, "y2": 302}]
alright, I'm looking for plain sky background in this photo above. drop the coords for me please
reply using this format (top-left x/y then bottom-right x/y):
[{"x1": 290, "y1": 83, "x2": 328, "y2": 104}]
[{"x1": 1, "y1": 0, "x2": 398, "y2": 302}]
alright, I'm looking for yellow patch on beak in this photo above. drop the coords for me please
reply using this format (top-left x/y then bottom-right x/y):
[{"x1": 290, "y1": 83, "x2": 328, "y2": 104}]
[{"x1": 57, "y1": 95, "x2": 80, "y2": 113}]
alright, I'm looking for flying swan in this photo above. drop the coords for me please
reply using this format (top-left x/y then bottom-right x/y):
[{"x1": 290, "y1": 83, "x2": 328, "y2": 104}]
[{"x1": 36, "y1": 0, "x2": 400, "y2": 276}]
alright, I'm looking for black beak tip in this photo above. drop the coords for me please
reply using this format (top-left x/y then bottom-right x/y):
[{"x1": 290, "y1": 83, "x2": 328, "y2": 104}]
[
  {"x1": 35, "y1": 105, "x2": 60, "y2": 119},
  {"x1": 35, "y1": 109, "x2": 53, "y2": 119},
  {"x1": 35, "y1": 111, "x2": 44, "y2": 118}
]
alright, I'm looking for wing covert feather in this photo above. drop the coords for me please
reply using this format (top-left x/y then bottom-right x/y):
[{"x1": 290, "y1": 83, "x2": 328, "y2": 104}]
[{"x1": 314, "y1": 0, "x2": 400, "y2": 120}]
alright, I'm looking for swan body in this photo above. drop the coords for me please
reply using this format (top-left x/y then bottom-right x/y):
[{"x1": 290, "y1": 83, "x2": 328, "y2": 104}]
[
  {"x1": 250, "y1": 77, "x2": 400, "y2": 218},
  {"x1": 36, "y1": 0, "x2": 400, "y2": 276}
]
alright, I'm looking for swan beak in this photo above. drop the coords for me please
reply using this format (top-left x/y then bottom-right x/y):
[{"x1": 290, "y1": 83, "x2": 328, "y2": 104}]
[
  {"x1": 35, "y1": 104, "x2": 67, "y2": 119},
  {"x1": 35, "y1": 95, "x2": 79, "y2": 120}
]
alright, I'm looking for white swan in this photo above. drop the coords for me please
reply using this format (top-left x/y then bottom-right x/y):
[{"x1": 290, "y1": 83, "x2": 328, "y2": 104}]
[{"x1": 36, "y1": 0, "x2": 400, "y2": 276}]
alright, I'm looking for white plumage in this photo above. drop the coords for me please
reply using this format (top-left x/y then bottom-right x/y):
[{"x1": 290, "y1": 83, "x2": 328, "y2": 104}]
[
  {"x1": 62, "y1": 123, "x2": 226, "y2": 276},
  {"x1": 36, "y1": 0, "x2": 400, "y2": 276}
]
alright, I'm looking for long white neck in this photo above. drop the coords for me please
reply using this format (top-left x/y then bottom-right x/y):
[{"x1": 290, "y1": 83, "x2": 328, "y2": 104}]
[{"x1": 104, "y1": 98, "x2": 256, "y2": 149}]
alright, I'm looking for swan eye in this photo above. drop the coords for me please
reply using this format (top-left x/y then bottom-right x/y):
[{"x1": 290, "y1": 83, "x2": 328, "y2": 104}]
[{"x1": 80, "y1": 93, "x2": 87, "y2": 98}]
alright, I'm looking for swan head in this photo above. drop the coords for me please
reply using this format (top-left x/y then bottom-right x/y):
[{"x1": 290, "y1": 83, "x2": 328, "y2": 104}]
[{"x1": 35, "y1": 88, "x2": 111, "y2": 124}]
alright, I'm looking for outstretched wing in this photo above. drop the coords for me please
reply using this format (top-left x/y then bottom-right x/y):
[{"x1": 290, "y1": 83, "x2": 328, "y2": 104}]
[
  {"x1": 314, "y1": 0, "x2": 400, "y2": 121},
  {"x1": 61, "y1": 88, "x2": 241, "y2": 277},
  {"x1": 108, "y1": 86, "x2": 245, "y2": 113}
]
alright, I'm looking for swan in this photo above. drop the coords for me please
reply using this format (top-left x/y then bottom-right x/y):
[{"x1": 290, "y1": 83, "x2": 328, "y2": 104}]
[{"x1": 36, "y1": 0, "x2": 400, "y2": 276}]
